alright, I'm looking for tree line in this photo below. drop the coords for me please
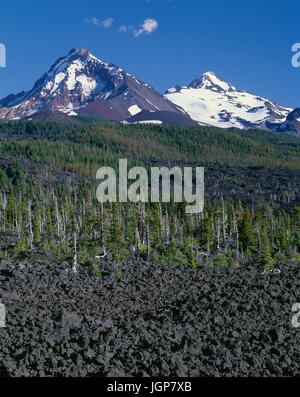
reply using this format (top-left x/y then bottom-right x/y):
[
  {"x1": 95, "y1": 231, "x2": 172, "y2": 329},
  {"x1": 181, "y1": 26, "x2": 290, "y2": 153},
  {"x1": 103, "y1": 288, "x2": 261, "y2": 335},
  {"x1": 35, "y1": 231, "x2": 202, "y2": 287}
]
[{"x1": 0, "y1": 178, "x2": 299, "y2": 272}]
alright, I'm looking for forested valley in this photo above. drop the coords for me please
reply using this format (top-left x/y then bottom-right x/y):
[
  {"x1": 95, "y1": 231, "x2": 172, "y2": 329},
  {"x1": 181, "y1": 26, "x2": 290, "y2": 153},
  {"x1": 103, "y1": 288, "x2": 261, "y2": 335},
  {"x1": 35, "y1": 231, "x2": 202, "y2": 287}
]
[{"x1": 0, "y1": 119, "x2": 299, "y2": 272}]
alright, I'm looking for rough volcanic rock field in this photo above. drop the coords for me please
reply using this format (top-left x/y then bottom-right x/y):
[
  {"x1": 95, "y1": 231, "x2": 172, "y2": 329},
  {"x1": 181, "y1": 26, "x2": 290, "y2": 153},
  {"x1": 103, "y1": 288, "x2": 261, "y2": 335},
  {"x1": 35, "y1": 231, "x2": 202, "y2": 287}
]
[{"x1": 0, "y1": 259, "x2": 299, "y2": 377}]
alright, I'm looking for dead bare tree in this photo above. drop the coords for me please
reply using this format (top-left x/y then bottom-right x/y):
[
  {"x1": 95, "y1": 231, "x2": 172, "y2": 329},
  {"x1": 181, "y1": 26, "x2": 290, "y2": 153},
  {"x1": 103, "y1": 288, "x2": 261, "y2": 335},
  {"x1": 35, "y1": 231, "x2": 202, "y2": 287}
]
[
  {"x1": 232, "y1": 205, "x2": 239, "y2": 266},
  {"x1": 28, "y1": 201, "x2": 33, "y2": 250},
  {"x1": 146, "y1": 223, "x2": 150, "y2": 261},
  {"x1": 72, "y1": 233, "x2": 78, "y2": 274}
]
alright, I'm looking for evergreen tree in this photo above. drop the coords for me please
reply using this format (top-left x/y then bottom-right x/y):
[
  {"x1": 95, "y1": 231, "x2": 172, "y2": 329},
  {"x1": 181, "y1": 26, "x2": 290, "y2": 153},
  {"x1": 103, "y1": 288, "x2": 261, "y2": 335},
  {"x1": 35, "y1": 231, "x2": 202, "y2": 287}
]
[
  {"x1": 239, "y1": 208, "x2": 255, "y2": 250},
  {"x1": 33, "y1": 208, "x2": 40, "y2": 244},
  {"x1": 259, "y1": 228, "x2": 274, "y2": 269}
]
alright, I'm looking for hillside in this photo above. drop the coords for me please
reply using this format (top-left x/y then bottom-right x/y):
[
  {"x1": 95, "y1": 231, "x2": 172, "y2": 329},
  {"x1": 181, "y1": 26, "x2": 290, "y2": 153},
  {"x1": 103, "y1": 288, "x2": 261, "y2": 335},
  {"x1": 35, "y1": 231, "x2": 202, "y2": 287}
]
[{"x1": 0, "y1": 121, "x2": 300, "y2": 174}]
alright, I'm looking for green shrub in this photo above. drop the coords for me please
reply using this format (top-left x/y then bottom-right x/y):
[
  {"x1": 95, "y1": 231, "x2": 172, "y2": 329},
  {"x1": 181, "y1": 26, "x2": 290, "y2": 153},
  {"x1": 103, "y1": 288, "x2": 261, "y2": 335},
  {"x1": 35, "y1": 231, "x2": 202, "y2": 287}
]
[
  {"x1": 214, "y1": 255, "x2": 230, "y2": 267},
  {"x1": 36, "y1": 259, "x2": 48, "y2": 265},
  {"x1": 42, "y1": 241, "x2": 51, "y2": 253},
  {"x1": 114, "y1": 267, "x2": 122, "y2": 279},
  {"x1": 56, "y1": 245, "x2": 61, "y2": 260},
  {"x1": 0, "y1": 169, "x2": 9, "y2": 186},
  {"x1": 274, "y1": 252, "x2": 288, "y2": 260},
  {"x1": 78, "y1": 248, "x2": 92, "y2": 265},
  {"x1": 90, "y1": 264, "x2": 101, "y2": 277},
  {"x1": 13, "y1": 238, "x2": 28, "y2": 253}
]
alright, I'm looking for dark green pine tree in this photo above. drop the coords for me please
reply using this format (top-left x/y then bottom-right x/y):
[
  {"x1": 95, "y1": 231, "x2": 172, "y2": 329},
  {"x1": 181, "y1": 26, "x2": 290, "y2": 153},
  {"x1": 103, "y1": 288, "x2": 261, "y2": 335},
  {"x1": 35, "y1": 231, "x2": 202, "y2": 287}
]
[
  {"x1": 294, "y1": 207, "x2": 300, "y2": 252},
  {"x1": 33, "y1": 208, "x2": 40, "y2": 244},
  {"x1": 56, "y1": 245, "x2": 61, "y2": 260},
  {"x1": 279, "y1": 221, "x2": 288, "y2": 251},
  {"x1": 239, "y1": 208, "x2": 255, "y2": 250},
  {"x1": 259, "y1": 228, "x2": 274, "y2": 269}
]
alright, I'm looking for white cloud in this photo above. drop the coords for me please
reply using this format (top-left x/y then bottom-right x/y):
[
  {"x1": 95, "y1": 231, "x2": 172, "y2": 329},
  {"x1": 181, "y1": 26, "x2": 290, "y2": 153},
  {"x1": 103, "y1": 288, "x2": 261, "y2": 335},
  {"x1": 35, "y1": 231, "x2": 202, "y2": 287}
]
[
  {"x1": 119, "y1": 25, "x2": 128, "y2": 33},
  {"x1": 85, "y1": 17, "x2": 114, "y2": 29},
  {"x1": 101, "y1": 18, "x2": 114, "y2": 28},
  {"x1": 134, "y1": 18, "x2": 158, "y2": 37},
  {"x1": 85, "y1": 18, "x2": 100, "y2": 26},
  {"x1": 86, "y1": 15, "x2": 158, "y2": 38}
]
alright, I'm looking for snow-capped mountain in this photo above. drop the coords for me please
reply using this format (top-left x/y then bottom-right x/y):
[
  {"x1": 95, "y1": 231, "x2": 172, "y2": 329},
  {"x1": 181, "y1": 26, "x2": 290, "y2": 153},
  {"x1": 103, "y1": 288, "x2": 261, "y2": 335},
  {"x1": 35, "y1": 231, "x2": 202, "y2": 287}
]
[
  {"x1": 0, "y1": 52, "x2": 297, "y2": 133},
  {"x1": 0, "y1": 48, "x2": 187, "y2": 122},
  {"x1": 165, "y1": 72, "x2": 292, "y2": 130},
  {"x1": 269, "y1": 108, "x2": 300, "y2": 137}
]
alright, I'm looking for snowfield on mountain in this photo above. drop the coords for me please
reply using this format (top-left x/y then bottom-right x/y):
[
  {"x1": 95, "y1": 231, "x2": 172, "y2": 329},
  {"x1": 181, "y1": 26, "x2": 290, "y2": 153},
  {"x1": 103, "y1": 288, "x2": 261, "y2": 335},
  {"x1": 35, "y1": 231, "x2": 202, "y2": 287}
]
[{"x1": 165, "y1": 72, "x2": 292, "y2": 130}]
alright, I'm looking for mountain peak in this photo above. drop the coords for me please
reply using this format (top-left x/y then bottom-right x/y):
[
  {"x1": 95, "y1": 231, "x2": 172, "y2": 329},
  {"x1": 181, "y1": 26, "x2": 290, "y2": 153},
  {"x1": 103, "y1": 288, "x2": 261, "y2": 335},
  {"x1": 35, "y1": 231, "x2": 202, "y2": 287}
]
[
  {"x1": 0, "y1": 48, "x2": 185, "y2": 122},
  {"x1": 68, "y1": 48, "x2": 91, "y2": 57},
  {"x1": 65, "y1": 48, "x2": 105, "y2": 63},
  {"x1": 203, "y1": 71, "x2": 218, "y2": 78},
  {"x1": 165, "y1": 72, "x2": 292, "y2": 130},
  {"x1": 189, "y1": 72, "x2": 237, "y2": 93},
  {"x1": 79, "y1": 48, "x2": 91, "y2": 55}
]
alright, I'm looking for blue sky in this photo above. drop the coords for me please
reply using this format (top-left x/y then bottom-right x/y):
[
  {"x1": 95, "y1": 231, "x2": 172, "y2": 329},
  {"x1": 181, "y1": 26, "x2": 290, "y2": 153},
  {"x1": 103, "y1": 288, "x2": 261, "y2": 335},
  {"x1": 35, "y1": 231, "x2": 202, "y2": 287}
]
[{"x1": 0, "y1": 0, "x2": 299, "y2": 108}]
